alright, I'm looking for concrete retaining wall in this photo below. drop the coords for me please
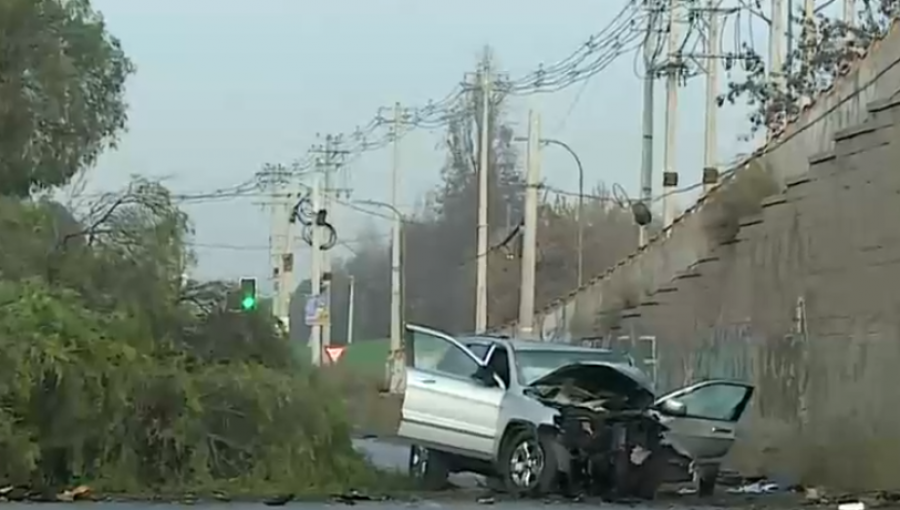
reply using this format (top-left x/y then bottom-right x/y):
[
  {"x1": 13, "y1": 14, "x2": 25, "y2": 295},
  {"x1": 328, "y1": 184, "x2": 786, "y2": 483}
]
[{"x1": 500, "y1": 18, "x2": 900, "y2": 489}]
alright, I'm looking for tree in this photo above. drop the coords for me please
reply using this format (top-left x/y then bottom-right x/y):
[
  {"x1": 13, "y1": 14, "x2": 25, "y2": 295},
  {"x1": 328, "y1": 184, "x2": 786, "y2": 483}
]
[
  {"x1": 0, "y1": 0, "x2": 134, "y2": 197},
  {"x1": 0, "y1": 180, "x2": 386, "y2": 492},
  {"x1": 722, "y1": 0, "x2": 897, "y2": 134}
]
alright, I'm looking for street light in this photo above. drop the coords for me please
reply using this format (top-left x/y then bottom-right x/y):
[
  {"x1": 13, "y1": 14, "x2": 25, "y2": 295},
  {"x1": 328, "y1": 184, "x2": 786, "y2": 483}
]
[
  {"x1": 514, "y1": 136, "x2": 586, "y2": 287},
  {"x1": 354, "y1": 199, "x2": 405, "y2": 394}
]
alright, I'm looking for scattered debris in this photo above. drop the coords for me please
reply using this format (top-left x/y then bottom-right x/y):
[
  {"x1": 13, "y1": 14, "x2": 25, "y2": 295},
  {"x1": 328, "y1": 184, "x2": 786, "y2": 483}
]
[
  {"x1": 838, "y1": 502, "x2": 866, "y2": 510},
  {"x1": 262, "y1": 493, "x2": 295, "y2": 506},
  {"x1": 332, "y1": 489, "x2": 380, "y2": 505},
  {"x1": 475, "y1": 495, "x2": 495, "y2": 504},
  {"x1": 727, "y1": 480, "x2": 782, "y2": 494}
]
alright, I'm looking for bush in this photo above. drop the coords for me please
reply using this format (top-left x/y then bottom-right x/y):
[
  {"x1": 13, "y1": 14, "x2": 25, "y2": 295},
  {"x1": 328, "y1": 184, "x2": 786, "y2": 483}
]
[{"x1": 0, "y1": 187, "x2": 386, "y2": 495}]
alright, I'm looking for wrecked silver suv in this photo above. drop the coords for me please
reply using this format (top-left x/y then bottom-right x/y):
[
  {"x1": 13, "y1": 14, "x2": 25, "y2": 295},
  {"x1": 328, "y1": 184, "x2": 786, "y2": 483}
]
[{"x1": 395, "y1": 324, "x2": 754, "y2": 498}]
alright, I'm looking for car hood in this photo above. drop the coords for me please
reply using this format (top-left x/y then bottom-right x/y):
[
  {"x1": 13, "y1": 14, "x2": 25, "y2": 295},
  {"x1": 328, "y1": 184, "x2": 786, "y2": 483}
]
[{"x1": 527, "y1": 361, "x2": 656, "y2": 409}]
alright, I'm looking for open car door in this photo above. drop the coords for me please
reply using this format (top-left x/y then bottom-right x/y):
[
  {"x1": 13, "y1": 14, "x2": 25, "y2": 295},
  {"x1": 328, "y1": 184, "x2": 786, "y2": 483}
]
[
  {"x1": 653, "y1": 380, "x2": 754, "y2": 462},
  {"x1": 396, "y1": 324, "x2": 505, "y2": 459}
]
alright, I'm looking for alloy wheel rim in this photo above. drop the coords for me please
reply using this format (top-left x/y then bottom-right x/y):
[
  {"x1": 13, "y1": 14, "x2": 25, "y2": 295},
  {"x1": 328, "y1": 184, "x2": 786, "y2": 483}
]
[{"x1": 509, "y1": 439, "x2": 544, "y2": 489}]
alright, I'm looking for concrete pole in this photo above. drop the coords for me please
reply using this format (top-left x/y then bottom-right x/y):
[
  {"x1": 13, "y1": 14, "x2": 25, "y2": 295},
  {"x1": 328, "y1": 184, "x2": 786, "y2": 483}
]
[
  {"x1": 703, "y1": 1, "x2": 720, "y2": 194},
  {"x1": 662, "y1": 0, "x2": 680, "y2": 228},
  {"x1": 308, "y1": 173, "x2": 324, "y2": 366},
  {"x1": 475, "y1": 53, "x2": 491, "y2": 333},
  {"x1": 639, "y1": 0, "x2": 657, "y2": 247},
  {"x1": 769, "y1": 0, "x2": 786, "y2": 140},
  {"x1": 388, "y1": 104, "x2": 404, "y2": 393},
  {"x1": 322, "y1": 136, "x2": 333, "y2": 350},
  {"x1": 843, "y1": 0, "x2": 853, "y2": 27},
  {"x1": 518, "y1": 110, "x2": 540, "y2": 338},
  {"x1": 347, "y1": 275, "x2": 355, "y2": 344}
]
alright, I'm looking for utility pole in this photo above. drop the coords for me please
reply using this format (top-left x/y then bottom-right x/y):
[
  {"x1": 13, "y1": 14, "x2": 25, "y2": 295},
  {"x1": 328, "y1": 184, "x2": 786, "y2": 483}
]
[
  {"x1": 769, "y1": 0, "x2": 786, "y2": 138},
  {"x1": 703, "y1": 0, "x2": 722, "y2": 194},
  {"x1": 662, "y1": 0, "x2": 682, "y2": 229},
  {"x1": 518, "y1": 110, "x2": 540, "y2": 338},
  {"x1": 321, "y1": 136, "x2": 334, "y2": 351},
  {"x1": 258, "y1": 164, "x2": 295, "y2": 331},
  {"x1": 346, "y1": 275, "x2": 355, "y2": 345},
  {"x1": 475, "y1": 50, "x2": 492, "y2": 333},
  {"x1": 389, "y1": 103, "x2": 403, "y2": 392},
  {"x1": 639, "y1": 0, "x2": 659, "y2": 247},
  {"x1": 310, "y1": 135, "x2": 351, "y2": 347},
  {"x1": 374, "y1": 102, "x2": 411, "y2": 393},
  {"x1": 308, "y1": 173, "x2": 324, "y2": 366}
]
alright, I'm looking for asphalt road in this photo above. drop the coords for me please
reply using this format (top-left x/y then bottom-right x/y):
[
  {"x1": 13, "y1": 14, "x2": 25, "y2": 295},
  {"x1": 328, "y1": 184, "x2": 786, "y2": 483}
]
[{"x1": 353, "y1": 437, "x2": 484, "y2": 489}]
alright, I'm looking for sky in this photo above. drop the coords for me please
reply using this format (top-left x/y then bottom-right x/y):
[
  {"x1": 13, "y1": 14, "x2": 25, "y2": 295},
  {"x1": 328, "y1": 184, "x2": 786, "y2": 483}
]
[{"x1": 83, "y1": 0, "x2": 765, "y2": 292}]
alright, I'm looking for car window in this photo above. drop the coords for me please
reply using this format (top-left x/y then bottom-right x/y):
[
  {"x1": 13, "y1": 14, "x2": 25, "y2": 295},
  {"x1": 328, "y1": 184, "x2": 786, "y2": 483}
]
[
  {"x1": 408, "y1": 330, "x2": 481, "y2": 380},
  {"x1": 516, "y1": 349, "x2": 629, "y2": 385},
  {"x1": 672, "y1": 384, "x2": 751, "y2": 421}
]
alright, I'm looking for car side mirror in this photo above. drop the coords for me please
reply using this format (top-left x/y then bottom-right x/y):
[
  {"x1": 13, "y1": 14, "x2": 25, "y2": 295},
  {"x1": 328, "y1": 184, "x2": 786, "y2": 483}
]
[{"x1": 659, "y1": 399, "x2": 687, "y2": 416}]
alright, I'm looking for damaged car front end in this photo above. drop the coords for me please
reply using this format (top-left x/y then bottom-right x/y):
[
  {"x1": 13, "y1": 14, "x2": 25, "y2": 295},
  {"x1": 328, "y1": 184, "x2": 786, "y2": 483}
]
[{"x1": 524, "y1": 362, "x2": 680, "y2": 498}]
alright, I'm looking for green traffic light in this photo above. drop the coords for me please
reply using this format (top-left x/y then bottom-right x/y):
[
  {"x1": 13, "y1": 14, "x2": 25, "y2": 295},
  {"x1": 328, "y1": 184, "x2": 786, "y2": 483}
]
[{"x1": 241, "y1": 296, "x2": 256, "y2": 310}]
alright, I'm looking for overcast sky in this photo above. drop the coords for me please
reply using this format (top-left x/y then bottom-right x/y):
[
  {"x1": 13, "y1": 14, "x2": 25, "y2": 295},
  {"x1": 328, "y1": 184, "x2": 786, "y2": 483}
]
[{"x1": 84, "y1": 0, "x2": 764, "y2": 290}]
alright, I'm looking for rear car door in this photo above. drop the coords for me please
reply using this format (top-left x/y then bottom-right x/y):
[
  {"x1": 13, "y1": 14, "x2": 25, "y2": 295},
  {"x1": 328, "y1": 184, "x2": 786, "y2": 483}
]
[
  {"x1": 654, "y1": 380, "x2": 754, "y2": 461},
  {"x1": 398, "y1": 324, "x2": 504, "y2": 459}
]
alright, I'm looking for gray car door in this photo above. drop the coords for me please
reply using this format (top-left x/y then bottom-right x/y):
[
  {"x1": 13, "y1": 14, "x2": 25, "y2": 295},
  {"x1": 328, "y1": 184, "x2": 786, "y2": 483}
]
[
  {"x1": 654, "y1": 380, "x2": 755, "y2": 461},
  {"x1": 397, "y1": 324, "x2": 505, "y2": 459}
]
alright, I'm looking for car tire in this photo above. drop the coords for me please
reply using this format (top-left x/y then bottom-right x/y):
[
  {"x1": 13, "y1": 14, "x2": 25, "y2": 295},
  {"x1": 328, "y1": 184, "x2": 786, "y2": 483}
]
[
  {"x1": 408, "y1": 445, "x2": 450, "y2": 491},
  {"x1": 498, "y1": 428, "x2": 559, "y2": 497},
  {"x1": 696, "y1": 464, "x2": 719, "y2": 497}
]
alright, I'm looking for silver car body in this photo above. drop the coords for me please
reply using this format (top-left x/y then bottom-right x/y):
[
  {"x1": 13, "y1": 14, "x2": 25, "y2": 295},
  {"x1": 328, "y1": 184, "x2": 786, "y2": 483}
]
[{"x1": 397, "y1": 323, "x2": 754, "y2": 476}]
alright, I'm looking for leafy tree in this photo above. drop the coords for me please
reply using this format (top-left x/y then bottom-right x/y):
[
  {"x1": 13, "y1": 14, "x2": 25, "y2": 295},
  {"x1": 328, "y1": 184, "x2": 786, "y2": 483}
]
[
  {"x1": 0, "y1": 181, "x2": 388, "y2": 493},
  {"x1": 722, "y1": 0, "x2": 897, "y2": 134},
  {"x1": 0, "y1": 0, "x2": 134, "y2": 197}
]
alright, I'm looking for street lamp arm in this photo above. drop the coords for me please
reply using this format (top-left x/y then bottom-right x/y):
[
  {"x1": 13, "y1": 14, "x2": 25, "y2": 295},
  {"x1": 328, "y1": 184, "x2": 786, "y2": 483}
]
[{"x1": 355, "y1": 199, "x2": 404, "y2": 219}]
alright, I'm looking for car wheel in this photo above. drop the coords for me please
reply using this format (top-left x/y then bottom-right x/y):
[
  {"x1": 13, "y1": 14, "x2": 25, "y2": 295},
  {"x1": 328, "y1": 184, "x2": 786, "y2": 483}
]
[
  {"x1": 696, "y1": 464, "x2": 719, "y2": 497},
  {"x1": 408, "y1": 445, "x2": 449, "y2": 490},
  {"x1": 499, "y1": 428, "x2": 559, "y2": 497}
]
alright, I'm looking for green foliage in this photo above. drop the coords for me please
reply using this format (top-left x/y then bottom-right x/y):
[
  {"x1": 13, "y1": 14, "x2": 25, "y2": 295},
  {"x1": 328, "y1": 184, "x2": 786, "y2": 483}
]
[
  {"x1": 0, "y1": 0, "x2": 134, "y2": 197},
  {"x1": 0, "y1": 182, "x2": 380, "y2": 494},
  {"x1": 722, "y1": 0, "x2": 897, "y2": 134}
]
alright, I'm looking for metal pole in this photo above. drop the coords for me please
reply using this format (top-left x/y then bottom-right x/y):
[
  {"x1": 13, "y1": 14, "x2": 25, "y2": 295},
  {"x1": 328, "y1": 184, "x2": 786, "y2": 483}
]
[
  {"x1": 518, "y1": 110, "x2": 540, "y2": 338},
  {"x1": 475, "y1": 52, "x2": 491, "y2": 333},
  {"x1": 543, "y1": 139, "x2": 584, "y2": 287},
  {"x1": 347, "y1": 275, "x2": 355, "y2": 345},
  {"x1": 662, "y1": 0, "x2": 680, "y2": 229},
  {"x1": 389, "y1": 103, "x2": 403, "y2": 391},
  {"x1": 308, "y1": 173, "x2": 324, "y2": 366},
  {"x1": 703, "y1": 1, "x2": 720, "y2": 194},
  {"x1": 640, "y1": 0, "x2": 657, "y2": 247}
]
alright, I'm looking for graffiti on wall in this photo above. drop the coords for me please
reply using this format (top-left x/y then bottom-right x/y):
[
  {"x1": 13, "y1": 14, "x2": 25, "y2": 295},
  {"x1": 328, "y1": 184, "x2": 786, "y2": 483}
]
[{"x1": 538, "y1": 301, "x2": 572, "y2": 343}]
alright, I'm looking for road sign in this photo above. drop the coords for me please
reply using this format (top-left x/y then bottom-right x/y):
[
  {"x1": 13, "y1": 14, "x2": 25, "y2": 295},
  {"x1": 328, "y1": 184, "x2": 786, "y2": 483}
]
[
  {"x1": 325, "y1": 346, "x2": 346, "y2": 363},
  {"x1": 304, "y1": 294, "x2": 328, "y2": 326}
]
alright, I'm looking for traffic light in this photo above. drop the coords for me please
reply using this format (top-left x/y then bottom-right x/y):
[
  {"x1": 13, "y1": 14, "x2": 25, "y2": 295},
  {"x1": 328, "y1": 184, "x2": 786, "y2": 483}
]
[{"x1": 239, "y1": 277, "x2": 257, "y2": 311}]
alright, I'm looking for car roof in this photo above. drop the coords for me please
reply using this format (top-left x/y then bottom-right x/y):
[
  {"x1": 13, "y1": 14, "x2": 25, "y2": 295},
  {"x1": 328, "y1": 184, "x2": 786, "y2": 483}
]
[{"x1": 457, "y1": 335, "x2": 617, "y2": 355}]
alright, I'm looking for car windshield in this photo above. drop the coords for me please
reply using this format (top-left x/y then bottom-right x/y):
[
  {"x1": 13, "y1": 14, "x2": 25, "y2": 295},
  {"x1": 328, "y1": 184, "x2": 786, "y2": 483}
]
[{"x1": 516, "y1": 348, "x2": 629, "y2": 385}]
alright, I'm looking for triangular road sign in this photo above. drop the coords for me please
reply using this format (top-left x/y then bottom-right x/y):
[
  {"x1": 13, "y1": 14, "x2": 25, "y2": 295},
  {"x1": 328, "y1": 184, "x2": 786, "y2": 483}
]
[{"x1": 325, "y1": 346, "x2": 346, "y2": 364}]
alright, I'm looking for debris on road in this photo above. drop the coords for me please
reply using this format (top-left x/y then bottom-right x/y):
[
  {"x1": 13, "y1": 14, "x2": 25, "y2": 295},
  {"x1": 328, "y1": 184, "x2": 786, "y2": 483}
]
[{"x1": 727, "y1": 480, "x2": 782, "y2": 494}]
